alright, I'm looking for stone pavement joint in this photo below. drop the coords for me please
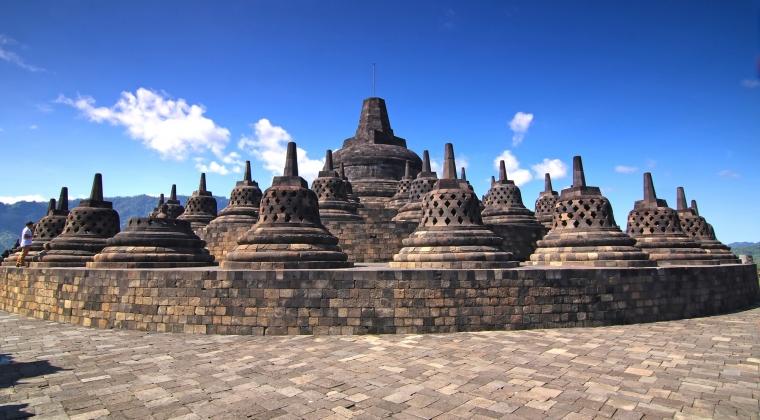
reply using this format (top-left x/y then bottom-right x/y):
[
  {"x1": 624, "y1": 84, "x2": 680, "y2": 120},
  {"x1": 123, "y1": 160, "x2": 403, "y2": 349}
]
[{"x1": 0, "y1": 308, "x2": 759, "y2": 419}]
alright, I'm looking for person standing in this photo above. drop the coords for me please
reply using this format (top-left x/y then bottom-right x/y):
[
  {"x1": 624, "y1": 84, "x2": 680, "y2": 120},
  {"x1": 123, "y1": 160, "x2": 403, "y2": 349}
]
[{"x1": 16, "y1": 221, "x2": 34, "y2": 267}]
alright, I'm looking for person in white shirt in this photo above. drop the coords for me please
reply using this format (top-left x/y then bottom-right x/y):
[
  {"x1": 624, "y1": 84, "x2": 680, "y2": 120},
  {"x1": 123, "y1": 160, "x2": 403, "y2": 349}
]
[{"x1": 16, "y1": 221, "x2": 34, "y2": 267}]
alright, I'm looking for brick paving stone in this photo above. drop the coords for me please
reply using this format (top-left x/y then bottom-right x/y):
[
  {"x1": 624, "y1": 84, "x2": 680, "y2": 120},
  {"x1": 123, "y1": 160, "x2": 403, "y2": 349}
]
[{"x1": 0, "y1": 308, "x2": 759, "y2": 419}]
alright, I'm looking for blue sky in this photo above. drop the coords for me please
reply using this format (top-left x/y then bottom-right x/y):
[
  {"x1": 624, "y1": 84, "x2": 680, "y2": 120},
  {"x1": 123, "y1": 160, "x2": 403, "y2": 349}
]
[{"x1": 1, "y1": 0, "x2": 758, "y2": 242}]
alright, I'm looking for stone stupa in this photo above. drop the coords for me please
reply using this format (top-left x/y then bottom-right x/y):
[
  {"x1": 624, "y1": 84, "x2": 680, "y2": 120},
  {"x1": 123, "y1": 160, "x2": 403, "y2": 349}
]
[
  {"x1": 534, "y1": 173, "x2": 559, "y2": 230},
  {"x1": 391, "y1": 143, "x2": 518, "y2": 269},
  {"x1": 529, "y1": 156, "x2": 654, "y2": 267},
  {"x1": 163, "y1": 185, "x2": 185, "y2": 219},
  {"x1": 333, "y1": 97, "x2": 422, "y2": 202},
  {"x1": 33, "y1": 174, "x2": 120, "y2": 267},
  {"x1": 89, "y1": 204, "x2": 215, "y2": 268},
  {"x1": 339, "y1": 163, "x2": 361, "y2": 206},
  {"x1": 178, "y1": 173, "x2": 217, "y2": 232},
  {"x1": 311, "y1": 150, "x2": 362, "y2": 222},
  {"x1": 3, "y1": 187, "x2": 69, "y2": 266},
  {"x1": 202, "y1": 161, "x2": 262, "y2": 262},
  {"x1": 625, "y1": 173, "x2": 715, "y2": 265},
  {"x1": 223, "y1": 142, "x2": 353, "y2": 269},
  {"x1": 481, "y1": 160, "x2": 547, "y2": 260},
  {"x1": 392, "y1": 150, "x2": 437, "y2": 223},
  {"x1": 387, "y1": 161, "x2": 414, "y2": 210},
  {"x1": 149, "y1": 194, "x2": 165, "y2": 218},
  {"x1": 676, "y1": 188, "x2": 739, "y2": 264}
]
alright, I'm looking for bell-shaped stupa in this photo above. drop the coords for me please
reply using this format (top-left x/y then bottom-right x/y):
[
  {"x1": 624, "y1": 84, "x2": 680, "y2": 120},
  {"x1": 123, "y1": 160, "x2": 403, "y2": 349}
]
[
  {"x1": 149, "y1": 194, "x2": 165, "y2": 218},
  {"x1": 89, "y1": 204, "x2": 215, "y2": 268},
  {"x1": 481, "y1": 160, "x2": 546, "y2": 260},
  {"x1": 534, "y1": 173, "x2": 559, "y2": 229},
  {"x1": 391, "y1": 143, "x2": 518, "y2": 269},
  {"x1": 625, "y1": 173, "x2": 715, "y2": 265},
  {"x1": 3, "y1": 188, "x2": 70, "y2": 266},
  {"x1": 202, "y1": 161, "x2": 262, "y2": 262},
  {"x1": 223, "y1": 142, "x2": 353, "y2": 269},
  {"x1": 33, "y1": 174, "x2": 120, "y2": 267},
  {"x1": 311, "y1": 150, "x2": 362, "y2": 221},
  {"x1": 162, "y1": 185, "x2": 185, "y2": 219},
  {"x1": 392, "y1": 150, "x2": 438, "y2": 223},
  {"x1": 178, "y1": 173, "x2": 217, "y2": 232},
  {"x1": 332, "y1": 97, "x2": 422, "y2": 202},
  {"x1": 529, "y1": 156, "x2": 654, "y2": 267},
  {"x1": 676, "y1": 188, "x2": 739, "y2": 264},
  {"x1": 387, "y1": 161, "x2": 414, "y2": 210}
]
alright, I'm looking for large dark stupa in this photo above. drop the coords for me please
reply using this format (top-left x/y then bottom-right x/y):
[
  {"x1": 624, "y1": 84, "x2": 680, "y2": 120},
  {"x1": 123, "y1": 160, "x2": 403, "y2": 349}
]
[
  {"x1": 33, "y1": 174, "x2": 120, "y2": 267},
  {"x1": 223, "y1": 142, "x2": 352, "y2": 269},
  {"x1": 333, "y1": 97, "x2": 422, "y2": 202}
]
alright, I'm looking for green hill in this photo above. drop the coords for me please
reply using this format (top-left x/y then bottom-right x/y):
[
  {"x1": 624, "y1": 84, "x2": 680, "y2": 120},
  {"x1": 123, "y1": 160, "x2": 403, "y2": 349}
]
[
  {"x1": 729, "y1": 242, "x2": 760, "y2": 261},
  {"x1": 0, "y1": 195, "x2": 229, "y2": 251}
]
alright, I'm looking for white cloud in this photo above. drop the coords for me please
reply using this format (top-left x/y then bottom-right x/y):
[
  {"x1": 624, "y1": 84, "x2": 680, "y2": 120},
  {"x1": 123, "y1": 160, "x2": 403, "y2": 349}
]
[
  {"x1": 614, "y1": 165, "x2": 638, "y2": 174},
  {"x1": 493, "y1": 150, "x2": 533, "y2": 186},
  {"x1": 56, "y1": 88, "x2": 230, "y2": 161},
  {"x1": 741, "y1": 79, "x2": 760, "y2": 89},
  {"x1": 238, "y1": 118, "x2": 324, "y2": 182},
  {"x1": 194, "y1": 151, "x2": 244, "y2": 176},
  {"x1": 531, "y1": 158, "x2": 568, "y2": 180},
  {"x1": 509, "y1": 112, "x2": 534, "y2": 146},
  {"x1": 0, "y1": 34, "x2": 46, "y2": 73},
  {"x1": 0, "y1": 194, "x2": 46, "y2": 204},
  {"x1": 28, "y1": 124, "x2": 38, "y2": 130},
  {"x1": 35, "y1": 103, "x2": 53, "y2": 113},
  {"x1": 718, "y1": 169, "x2": 740, "y2": 179}
]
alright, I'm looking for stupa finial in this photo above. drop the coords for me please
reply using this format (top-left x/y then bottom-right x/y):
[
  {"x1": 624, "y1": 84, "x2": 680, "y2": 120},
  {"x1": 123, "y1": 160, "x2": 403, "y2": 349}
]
[
  {"x1": 491, "y1": 176, "x2": 496, "y2": 186},
  {"x1": 544, "y1": 173, "x2": 553, "y2": 193},
  {"x1": 46, "y1": 198, "x2": 56, "y2": 213},
  {"x1": 57, "y1": 187, "x2": 68, "y2": 212},
  {"x1": 283, "y1": 142, "x2": 299, "y2": 177},
  {"x1": 404, "y1": 161, "x2": 411, "y2": 178},
  {"x1": 339, "y1": 162, "x2": 346, "y2": 178},
  {"x1": 157, "y1": 194, "x2": 165, "y2": 206},
  {"x1": 198, "y1": 173, "x2": 207, "y2": 193},
  {"x1": 643, "y1": 172, "x2": 657, "y2": 202},
  {"x1": 498, "y1": 160, "x2": 508, "y2": 182},
  {"x1": 244, "y1": 161, "x2": 252, "y2": 182},
  {"x1": 442, "y1": 143, "x2": 457, "y2": 180},
  {"x1": 422, "y1": 150, "x2": 431, "y2": 173},
  {"x1": 676, "y1": 187, "x2": 687, "y2": 211},
  {"x1": 170, "y1": 184, "x2": 177, "y2": 201},
  {"x1": 89, "y1": 173, "x2": 104, "y2": 201},
  {"x1": 572, "y1": 156, "x2": 586, "y2": 188},
  {"x1": 460, "y1": 167, "x2": 467, "y2": 181},
  {"x1": 323, "y1": 149, "x2": 334, "y2": 171},
  {"x1": 691, "y1": 199, "x2": 700, "y2": 216}
]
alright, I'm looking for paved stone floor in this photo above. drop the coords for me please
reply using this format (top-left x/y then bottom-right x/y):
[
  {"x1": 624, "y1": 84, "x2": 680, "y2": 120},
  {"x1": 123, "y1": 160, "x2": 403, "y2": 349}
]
[{"x1": 0, "y1": 309, "x2": 759, "y2": 420}]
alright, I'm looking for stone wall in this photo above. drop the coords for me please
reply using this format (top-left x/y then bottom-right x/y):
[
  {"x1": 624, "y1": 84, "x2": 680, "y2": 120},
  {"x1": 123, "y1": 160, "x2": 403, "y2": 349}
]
[
  {"x1": 201, "y1": 223, "x2": 249, "y2": 264},
  {"x1": 488, "y1": 224, "x2": 547, "y2": 261},
  {"x1": 0, "y1": 264, "x2": 757, "y2": 335}
]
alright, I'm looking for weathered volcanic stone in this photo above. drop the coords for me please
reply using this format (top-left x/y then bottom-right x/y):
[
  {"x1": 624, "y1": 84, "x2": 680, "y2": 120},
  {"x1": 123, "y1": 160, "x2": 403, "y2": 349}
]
[
  {"x1": 534, "y1": 173, "x2": 559, "y2": 229},
  {"x1": 202, "y1": 161, "x2": 262, "y2": 262},
  {"x1": 89, "y1": 212, "x2": 215, "y2": 268},
  {"x1": 3, "y1": 188, "x2": 69, "y2": 266},
  {"x1": 482, "y1": 160, "x2": 547, "y2": 261},
  {"x1": 333, "y1": 97, "x2": 422, "y2": 200},
  {"x1": 33, "y1": 174, "x2": 120, "y2": 267},
  {"x1": 178, "y1": 173, "x2": 217, "y2": 232},
  {"x1": 676, "y1": 187, "x2": 739, "y2": 264},
  {"x1": 393, "y1": 150, "x2": 438, "y2": 223},
  {"x1": 161, "y1": 185, "x2": 185, "y2": 219},
  {"x1": 391, "y1": 143, "x2": 518, "y2": 269},
  {"x1": 339, "y1": 163, "x2": 362, "y2": 207},
  {"x1": 529, "y1": 156, "x2": 654, "y2": 267},
  {"x1": 625, "y1": 173, "x2": 715, "y2": 266},
  {"x1": 311, "y1": 150, "x2": 362, "y2": 222},
  {"x1": 223, "y1": 142, "x2": 353, "y2": 269},
  {"x1": 387, "y1": 161, "x2": 415, "y2": 210},
  {"x1": 149, "y1": 194, "x2": 165, "y2": 218}
]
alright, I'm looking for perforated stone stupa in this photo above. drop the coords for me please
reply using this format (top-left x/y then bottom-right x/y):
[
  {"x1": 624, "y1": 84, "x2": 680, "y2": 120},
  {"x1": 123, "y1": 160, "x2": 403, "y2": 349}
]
[
  {"x1": 392, "y1": 150, "x2": 438, "y2": 223},
  {"x1": 89, "y1": 206, "x2": 215, "y2": 268},
  {"x1": 2, "y1": 187, "x2": 69, "y2": 266},
  {"x1": 333, "y1": 97, "x2": 421, "y2": 201},
  {"x1": 534, "y1": 173, "x2": 559, "y2": 229},
  {"x1": 391, "y1": 143, "x2": 518, "y2": 269},
  {"x1": 311, "y1": 150, "x2": 361, "y2": 222},
  {"x1": 481, "y1": 160, "x2": 546, "y2": 260},
  {"x1": 33, "y1": 174, "x2": 120, "y2": 267},
  {"x1": 223, "y1": 142, "x2": 352, "y2": 269},
  {"x1": 149, "y1": 194, "x2": 165, "y2": 218},
  {"x1": 529, "y1": 156, "x2": 654, "y2": 267},
  {"x1": 163, "y1": 185, "x2": 185, "y2": 219},
  {"x1": 625, "y1": 173, "x2": 714, "y2": 265},
  {"x1": 676, "y1": 188, "x2": 739, "y2": 264},
  {"x1": 178, "y1": 173, "x2": 217, "y2": 232},
  {"x1": 387, "y1": 161, "x2": 414, "y2": 210}
]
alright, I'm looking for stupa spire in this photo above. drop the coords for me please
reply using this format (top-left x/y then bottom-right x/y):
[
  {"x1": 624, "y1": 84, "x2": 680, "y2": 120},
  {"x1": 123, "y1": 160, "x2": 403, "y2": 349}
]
[
  {"x1": 404, "y1": 161, "x2": 411, "y2": 178},
  {"x1": 442, "y1": 143, "x2": 457, "y2": 180},
  {"x1": 499, "y1": 160, "x2": 508, "y2": 182},
  {"x1": 170, "y1": 184, "x2": 177, "y2": 201},
  {"x1": 283, "y1": 142, "x2": 298, "y2": 177},
  {"x1": 46, "y1": 199, "x2": 56, "y2": 214},
  {"x1": 460, "y1": 167, "x2": 467, "y2": 181},
  {"x1": 90, "y1": 173, "x2": 104, "y2": 202},
  {"x1": 544, "y1": 174, "x2": 553, "y2": 193},
  {"x1": 422, "y1": 150, "x2": 431, "y2": 173},
  {"x1": 691, "y1": 199, "x2": 700, "y2": 216},
  {"x1": 57, "y1": 187, "x2": 68, "y2": 212},
  {"x1": 572, "y1": 156, "x2": 586, "y2": 188},
  {"x1": 323, "y1": 149, "x2": 334, "y2": 171},
  {"x1": 643, "y1": 172, "x2": 657, "y2": 202},
  {"x1": 676, "y1": 187, "x2": 688, "y2": 211},
  {"x1": 244, "y1": 161, "x2": 252, "y2": 182},
  {"x1": 198, "y1": 173, "x2": 207, "y2": 193}
]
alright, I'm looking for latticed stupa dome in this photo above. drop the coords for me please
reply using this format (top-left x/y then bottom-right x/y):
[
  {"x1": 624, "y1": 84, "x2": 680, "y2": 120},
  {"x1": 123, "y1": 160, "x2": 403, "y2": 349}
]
[
  {"x1": 310, "y1": 150, "x2": 362, "y2": 221},
  {"x1": 392, "y1": 150, "x2": 438, "y2": 223},
  {"x1": 391, "y1": 143, "x2": 518, "y2": 269},
  {"x1": 675, "y1": 187, "x2": 739, "y2": 264},
  {"x1": 529, "y1": 156, "x2": 654, "y2": 267},
  {"x1": 33, "y1": 174, "x2": 121, "y2": 267},
  {"x1": 223, "y1": 142, "x2": 352, "y2": 269},
  {"x1": 2, "y1": 188, "x2": 70, "y2": 266},
  {"x1": 534, "y1": 173, "x2": 559, "y2": 229},
  {"x1": 387, "y1": 161, "x2": 415, "y2": 210},
  {"x1": 624, "y1": 173, "x2": 715, "y2": 265},
  {"x1": 178, "y1": 173, "x2": 217, "y2": 231},
  {"x1": 482, "y1": 160, "x2": 541, "y2": 225},
  {"x1": 208, "y1": 161, "x2": 261, "y2": 226}
]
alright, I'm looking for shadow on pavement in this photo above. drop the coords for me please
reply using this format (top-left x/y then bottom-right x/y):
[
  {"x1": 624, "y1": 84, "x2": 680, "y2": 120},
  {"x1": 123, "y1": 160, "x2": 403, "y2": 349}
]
[{"x1": 0, "y1": 353, "x2": 64, "y2": 419}]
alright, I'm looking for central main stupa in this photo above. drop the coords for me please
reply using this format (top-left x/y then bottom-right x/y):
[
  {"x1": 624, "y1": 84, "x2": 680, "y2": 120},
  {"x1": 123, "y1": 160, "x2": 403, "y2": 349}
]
[{"x1": 333, "y1": 97, "x2": 422, "y2": 201}]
